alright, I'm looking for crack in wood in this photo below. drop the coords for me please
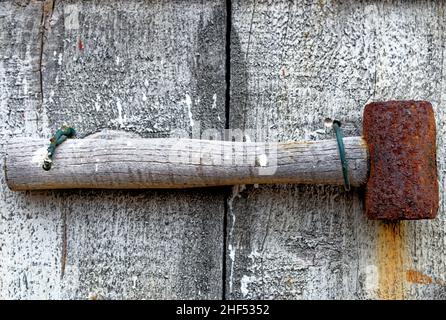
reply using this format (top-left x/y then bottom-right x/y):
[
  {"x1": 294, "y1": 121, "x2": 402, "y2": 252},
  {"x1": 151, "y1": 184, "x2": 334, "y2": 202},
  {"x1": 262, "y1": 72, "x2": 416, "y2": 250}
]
[{"x1": 37, "y1": 0, "x2": 54, "y2": 133}]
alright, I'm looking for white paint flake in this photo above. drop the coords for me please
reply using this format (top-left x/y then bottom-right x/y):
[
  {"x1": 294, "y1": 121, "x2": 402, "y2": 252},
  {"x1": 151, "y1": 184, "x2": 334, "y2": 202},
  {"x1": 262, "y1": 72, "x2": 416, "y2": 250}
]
[
  {"x1": 257, "y1": 154, "x2": 268, "y2": 167},
  {"x1": 212, "y1": 93, "x2": 217, "y2": 109},
  {"x1": 228, "y1": 244, "x2": 235, "y2": 262},
  {"x1": 364, "y1": 265, "x2": 378, "y2": 293},
  {"x1": 117, "y1": 100, "x2": 123, "y2": 127},
  {"x1": 64, "y1": 4, "x2": 80, "y2": 30},
  {"x1": 95, "y1": 94, "x2": 101, "y2": 112},
  {"x1": 49, "y1": 90, "x2": 55, "y2": 103},
  {"x1": 22, "y1": 78, "x2": 28, "y2": 95},
  {"x1": 184, "y1": 93, "x2": 194, "y2": 127},
  {"x1": 240, "y1": 275, "x2": 256, "y2": 297},
  {"x1": 142, "y1": 93, "x2": 147, "y2": 102},
  {"x1": 58, "y1": 53, "x2": 63, "y2": 66},
  {"x1": 32, "y1": 147, "x2": 48, "y2": 165},
  {"x1": 228, "y1": 244, "x2": 237, "y2": 293},
  {"x1": 212, "y1": 94, "x2": 220, "y2": 120},
  {"x1": 227, "y1": 184, "x2": 246, "y2": 294}
]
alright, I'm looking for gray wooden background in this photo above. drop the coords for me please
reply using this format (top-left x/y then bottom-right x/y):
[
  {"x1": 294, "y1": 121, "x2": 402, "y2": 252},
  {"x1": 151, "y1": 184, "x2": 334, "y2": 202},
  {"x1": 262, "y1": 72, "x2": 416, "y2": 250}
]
[{"x1": 0, "y1": 0, "x2": 445, "y2": 299}]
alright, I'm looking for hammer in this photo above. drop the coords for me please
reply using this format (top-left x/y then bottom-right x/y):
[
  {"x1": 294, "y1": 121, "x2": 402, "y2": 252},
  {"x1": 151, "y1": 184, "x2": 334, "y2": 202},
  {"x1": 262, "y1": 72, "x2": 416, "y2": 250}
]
[{"x1": 5, "y1": 100, "x2": 438, "y2": 220}]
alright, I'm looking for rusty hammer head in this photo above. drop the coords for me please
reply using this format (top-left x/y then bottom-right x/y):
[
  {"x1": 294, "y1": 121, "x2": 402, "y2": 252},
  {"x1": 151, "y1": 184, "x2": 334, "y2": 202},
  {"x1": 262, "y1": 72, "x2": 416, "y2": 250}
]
[{"x1": 363, "y1": 100, "x2": 438, "y2": 220}]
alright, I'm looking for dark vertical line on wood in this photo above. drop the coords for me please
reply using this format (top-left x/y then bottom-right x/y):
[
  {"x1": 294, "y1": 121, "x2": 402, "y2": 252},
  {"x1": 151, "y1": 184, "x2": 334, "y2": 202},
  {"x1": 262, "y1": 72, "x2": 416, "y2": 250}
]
[
  {"x1": 224, "y1": 0, "x2": 231, "y2": 131},
  {"x1": 60, "y1": 202, "x2": 68, "y2": 279},
  {"x1": 222, "y1": 189, "x2": 229, "y2": 299},
  {"x1": 245, "y1": 0, "x2": 256, "y2": 62},
  {"x1": 222, "y1": 0, "x2": 232, "y2": 300},
  {"x1": 51, "y1": 0, "x2": 56, "y2": 19},
  {"x1": 38, "y1": 0, "x2": 55, "y2": 134},
  {"x1": 38, "y1": 2, "x2": 45, "y2": 132}
]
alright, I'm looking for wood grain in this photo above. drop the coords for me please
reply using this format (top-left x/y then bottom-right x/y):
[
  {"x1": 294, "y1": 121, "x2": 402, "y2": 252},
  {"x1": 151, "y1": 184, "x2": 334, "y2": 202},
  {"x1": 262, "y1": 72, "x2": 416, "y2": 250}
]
[
  {"x1": 5, "y1": 137, "x2": 368, "y2": 190},
  {"x1": 228, "y1": 0, "x2": 446, "y2": 299},
  {"x1": 0, "y1": 0, "x2": 226, "y2": 299},
  {"x1": 1, "y1": 0, "x2": 446, "y2": 300}
]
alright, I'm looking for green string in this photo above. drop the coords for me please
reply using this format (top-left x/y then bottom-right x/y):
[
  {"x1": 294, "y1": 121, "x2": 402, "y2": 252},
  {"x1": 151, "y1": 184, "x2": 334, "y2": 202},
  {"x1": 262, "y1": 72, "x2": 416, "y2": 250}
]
[
  {"x1": 333, "y1": 121, "x2": 350, "y2": 191},
  {"x1": 43, "y1": 126, "x2": 76, "y2": 171}
]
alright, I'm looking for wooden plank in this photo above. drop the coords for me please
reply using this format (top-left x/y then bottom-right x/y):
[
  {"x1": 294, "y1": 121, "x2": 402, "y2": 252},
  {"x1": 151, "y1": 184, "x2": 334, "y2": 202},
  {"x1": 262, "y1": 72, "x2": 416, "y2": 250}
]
[
  {"x1": 228, "y1": 0, "x2": 446, "y2": 299},
  {"x1": 1, "y1": 0, "x2": 226, "y2": 299},
  {"x1": 0, "y1": 0, "x2": 66, "y2": 299},
  {"x1": 5, "y1": 137, "x2": 368, "y2": 190}
]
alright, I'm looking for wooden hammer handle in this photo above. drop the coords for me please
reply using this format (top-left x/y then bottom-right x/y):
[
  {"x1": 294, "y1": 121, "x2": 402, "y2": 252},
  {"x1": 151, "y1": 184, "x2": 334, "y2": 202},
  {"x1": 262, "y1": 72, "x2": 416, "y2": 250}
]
[{"x1": 5, "y1": 137, "x2": 368, "y2": 191}]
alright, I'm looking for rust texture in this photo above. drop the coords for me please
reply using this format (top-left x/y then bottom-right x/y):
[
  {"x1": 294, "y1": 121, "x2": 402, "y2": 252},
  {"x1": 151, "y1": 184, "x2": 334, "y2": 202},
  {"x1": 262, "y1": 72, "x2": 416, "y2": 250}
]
[
  {"x1": 363, "y1": 100, "x2": 439, "y2": 220},
  {"x1": 406, "y1": 270, "x2": 433, "y2": 285}
]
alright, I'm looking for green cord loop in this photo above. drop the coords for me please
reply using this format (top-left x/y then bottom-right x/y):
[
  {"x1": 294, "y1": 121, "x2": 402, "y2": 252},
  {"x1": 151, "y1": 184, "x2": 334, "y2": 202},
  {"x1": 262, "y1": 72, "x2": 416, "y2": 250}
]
[
  {"x1": 43, "y1": 126, "x2": 76, "y2": 171},
  {"x1": 332, "y1": 120, "x2": 350, "y2": 191}
]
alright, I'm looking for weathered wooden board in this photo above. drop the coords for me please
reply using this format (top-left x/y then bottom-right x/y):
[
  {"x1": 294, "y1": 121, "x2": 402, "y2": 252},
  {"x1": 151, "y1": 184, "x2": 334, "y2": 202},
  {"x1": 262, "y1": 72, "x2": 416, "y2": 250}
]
[
  {"x1": 0, "y1": 0, "x2": 226, "y2": 299},
  {"x1": 2, "y1": 0, "x2": 446, "y2": 300},
  {"x1": 228, "y1": 0, "x2": 446, "y2": 299}
]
